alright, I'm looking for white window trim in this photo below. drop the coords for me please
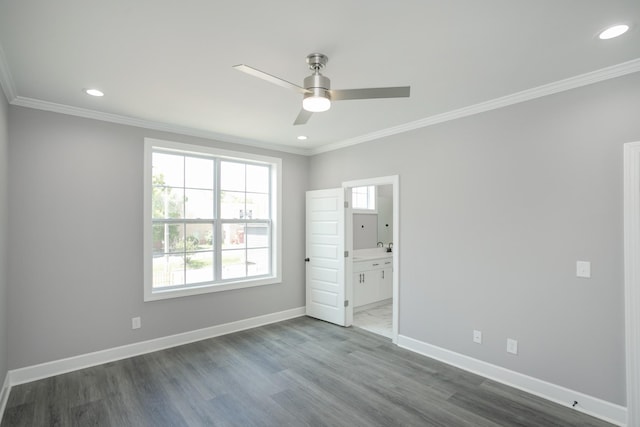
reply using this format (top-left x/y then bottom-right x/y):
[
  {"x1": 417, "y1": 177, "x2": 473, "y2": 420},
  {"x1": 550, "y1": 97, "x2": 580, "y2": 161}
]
[{"x1": 143, "y1": 137, "x2": 282, "y2": 301}]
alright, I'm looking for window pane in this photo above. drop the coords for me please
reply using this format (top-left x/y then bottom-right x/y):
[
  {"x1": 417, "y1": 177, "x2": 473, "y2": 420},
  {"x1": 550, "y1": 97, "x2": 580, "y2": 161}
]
[
  {"x1": 222, "y1": 223, "x2": 245, "y2": 249},
  {"x1": 153, "y1": 153, "x2": 183, "y2": 187},
  {"x1": 153, "y1": 224, "x2": 183, "y2": 255},
  {"x1": 247, "y1": 248, "x2": 269, "y2": 277},
  {"x1": 246, "y1": 164, "x2": 269, "y2": 193},
  {"x1": 185, "y1": 157, "x2": 214, "y2": 190},
  {"x1": 186, "y1": 223, "x2": 213, "y2": 251},
  {"x1": 185, "y1": 189, "x2": 214, "y2": 219},
  {"x1": 185, "y1": 251, "x2": 214, "y2": 284},
  {"x1": 246, "y1": 193, "x2": 269, "y2": 219},
  {"x1": 222, "y1": 250, "x2": 246, "y2": 279},
  {"x1": 353, "y1": 192, "x2": 367, "y2": 209},
  {"x1": 367, "y1": 186, "x2": 376, "y2": 210},
  {"x1": 221, "y1": 161, "x2": 245, "y2": 191},
  {"x1": 152, "y1": 223, "x2": 185, "y2": 253},
  {"x1": 246, "y1": 223, "x2": 269, "y2": 248},
  {"x1": 153, "y1": 254, "x2": 185, "y2": 287},
  {"x1": 221, "y1": 191, "x2": 246, "y2": 219},
  {"x1": 352, "y1": 186, "x2": 376, "y2": 210},
  {"x1": 152, "y1": 187, "x2": 184, "y2": 219}
]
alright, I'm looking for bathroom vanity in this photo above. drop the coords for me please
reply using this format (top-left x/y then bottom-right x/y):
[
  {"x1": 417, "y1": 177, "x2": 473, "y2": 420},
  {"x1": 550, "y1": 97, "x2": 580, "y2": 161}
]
[{"x1": 353, "y1": 248, "x2": 393, "y2": 308}]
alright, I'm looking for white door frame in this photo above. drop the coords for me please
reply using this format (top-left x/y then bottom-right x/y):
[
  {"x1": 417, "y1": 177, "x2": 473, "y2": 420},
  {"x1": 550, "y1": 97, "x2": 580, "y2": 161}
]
[
  {"x1": 624, "y1": 141, "x2": 640, "y2": 427},
  {"x1": 343, "y1": 175, "x2": 400, "y2": 343}
]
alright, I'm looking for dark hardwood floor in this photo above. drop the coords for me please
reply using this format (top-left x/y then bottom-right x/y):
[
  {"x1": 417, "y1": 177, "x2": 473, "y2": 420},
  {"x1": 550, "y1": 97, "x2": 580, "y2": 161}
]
[{"x1": 1, "y1": 316, "x2": 615, "y2": 426}]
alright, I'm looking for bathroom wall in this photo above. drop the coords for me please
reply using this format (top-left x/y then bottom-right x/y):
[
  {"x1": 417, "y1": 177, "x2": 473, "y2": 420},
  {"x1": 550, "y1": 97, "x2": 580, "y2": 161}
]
[
  {"x1": 377, "y1": 184, "x2": 393, "y2": 245},
  {"x1": 353, "y1": 213, "x2": 378, "y2": 249}
]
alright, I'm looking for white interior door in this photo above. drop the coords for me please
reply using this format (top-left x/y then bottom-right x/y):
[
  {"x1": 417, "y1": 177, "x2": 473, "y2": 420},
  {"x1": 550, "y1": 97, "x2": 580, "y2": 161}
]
[{"x1": 306, "y1": 188, "x2": 346, "y2": 326}]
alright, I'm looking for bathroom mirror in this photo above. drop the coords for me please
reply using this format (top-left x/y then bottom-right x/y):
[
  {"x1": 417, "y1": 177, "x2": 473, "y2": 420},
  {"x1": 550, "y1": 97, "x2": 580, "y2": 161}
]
[{"x1": 353, "y1": 184, "x2": 393, "y2": 249}]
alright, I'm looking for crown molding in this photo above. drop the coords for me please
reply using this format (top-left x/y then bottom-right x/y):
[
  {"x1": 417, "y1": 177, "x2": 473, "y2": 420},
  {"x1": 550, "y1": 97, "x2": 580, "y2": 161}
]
[
  {"x1": 0, "y1": 42, "x2": 17, "y2": 103},
  {"x1": 311, "y1": 57, "x2": 640, "y2": 155},
  {"x1": 9, "y1": 96, "x2": 311, "y2": 156},
  {"x1": 1, "y1": 37, "x2": 307, "y2": 155},
  {"x1": 4, "y1": 54, "x2": 639, "y2": 157}
]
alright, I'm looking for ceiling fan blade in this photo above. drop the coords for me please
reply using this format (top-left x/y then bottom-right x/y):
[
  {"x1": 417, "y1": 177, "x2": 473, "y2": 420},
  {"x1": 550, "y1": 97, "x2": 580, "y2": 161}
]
[
  {"x1": 233, "y1": 64, "x2": 310, "y2": 95},
  {"x1": 294, "y1": 109, "x2": 313, "y2": 126},
  {"x1": 330, "y1": 86, "x2": 410, "y2": 101}
]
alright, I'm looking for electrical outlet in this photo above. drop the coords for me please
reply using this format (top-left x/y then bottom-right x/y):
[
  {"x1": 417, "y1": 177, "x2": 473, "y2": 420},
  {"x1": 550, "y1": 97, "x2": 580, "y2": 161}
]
[
  {"x1": 132, "y1": 317, "x2": 141, "y2": 330},
  {"x1": 507, "y1": 338, "x2": 518, "y2": 355},
  {"x1": 576, "y1": 261, "x2": 591, "y2": 278},
  {"x1": 473, "y1": 330, "x2": 482, "y2": 344}
]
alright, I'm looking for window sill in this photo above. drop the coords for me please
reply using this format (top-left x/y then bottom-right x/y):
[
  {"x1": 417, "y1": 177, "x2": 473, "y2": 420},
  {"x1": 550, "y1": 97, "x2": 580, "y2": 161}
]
[
  {"x1": 352, "y1": 209, "x2": 378, "y2": 215},
  {"x1": 144, "y1": 276, "x2": 281, "y2": 302}
]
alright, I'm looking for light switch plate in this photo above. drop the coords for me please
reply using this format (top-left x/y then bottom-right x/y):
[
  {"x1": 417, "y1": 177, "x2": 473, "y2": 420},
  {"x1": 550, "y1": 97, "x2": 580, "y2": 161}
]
[
  {"x1": 507, "y1": 338, "x2": 518, "y2": 355},
  {"x1": 473, "y1": 330, "x2": 482, "y2": 344},
  {"x1": 132, "y1": 317, "x2": 141, "y2": 329},
  {"x1": 576, "y1": 261, "x2": 591, "y2": 278}
]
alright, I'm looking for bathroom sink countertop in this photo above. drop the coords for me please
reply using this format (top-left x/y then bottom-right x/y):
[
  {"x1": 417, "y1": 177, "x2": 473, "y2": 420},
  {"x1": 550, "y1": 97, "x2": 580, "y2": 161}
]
[{"x1": 353, "y1": 248, "x2": 393, "y2": 261}]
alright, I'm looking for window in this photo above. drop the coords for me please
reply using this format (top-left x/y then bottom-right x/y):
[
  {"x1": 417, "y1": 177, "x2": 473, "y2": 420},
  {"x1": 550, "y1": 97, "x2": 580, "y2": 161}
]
[
  {"x1": 144, "y1": 138, "x2": 281, "y2": 301},
  {"x1": 352, "y1": 185, "x2": 376, "y2": 212}
]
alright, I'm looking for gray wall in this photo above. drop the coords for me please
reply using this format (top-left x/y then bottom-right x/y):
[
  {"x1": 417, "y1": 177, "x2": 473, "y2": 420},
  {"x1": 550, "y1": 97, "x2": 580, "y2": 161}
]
[
  {"x1": 309, "y1": 72, "x2": 640, "y2": 405},
  {"x1": 7, "y1": 106, "x2": 308, "y2": 369},
  {"x1": 0, "y1": 92, "x2": 8, "y2": 384},
  {"x1": 353, "y1": 214, "x2": 378, "y2": 249}
]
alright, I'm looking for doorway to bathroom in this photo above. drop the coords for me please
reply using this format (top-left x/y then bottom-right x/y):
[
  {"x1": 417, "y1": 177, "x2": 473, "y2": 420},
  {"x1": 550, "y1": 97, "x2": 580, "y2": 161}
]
[{"x1": 344, "y1": 175, "x2": 399, "y2": 342}]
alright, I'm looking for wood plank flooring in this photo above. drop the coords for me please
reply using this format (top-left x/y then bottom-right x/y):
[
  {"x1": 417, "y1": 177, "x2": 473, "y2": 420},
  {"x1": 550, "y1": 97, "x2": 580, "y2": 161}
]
[{"x1": 1, "y1": 316, "x2": 615, "y2": 426}]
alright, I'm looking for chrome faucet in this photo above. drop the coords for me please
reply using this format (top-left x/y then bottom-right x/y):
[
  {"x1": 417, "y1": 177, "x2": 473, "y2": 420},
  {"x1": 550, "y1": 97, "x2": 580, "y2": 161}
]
[
  {"x1": 387, "y1": 242, "x2": 393, "y2": 252},
  {"x1": 377, "y1": 242, "x2": 384, "y2": 248}
]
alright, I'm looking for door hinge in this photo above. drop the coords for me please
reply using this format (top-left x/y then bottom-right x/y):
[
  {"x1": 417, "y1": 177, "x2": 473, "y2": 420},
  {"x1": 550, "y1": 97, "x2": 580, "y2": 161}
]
[
  {"x1": 344, "y1": 201, "x2": 349, "y2": 208},
  {"x1": 344, "y1": 250, "x2": 349, "y2": 258},
  {"x1": 344, "y1": 300, "x2": 349, "y2": 307}
]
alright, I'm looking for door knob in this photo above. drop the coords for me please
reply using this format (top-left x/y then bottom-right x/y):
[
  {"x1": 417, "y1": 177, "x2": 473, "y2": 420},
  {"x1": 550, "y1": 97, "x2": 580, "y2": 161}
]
[{"x1": 305, "y1": 258, "x2": 310, "y2": 262}]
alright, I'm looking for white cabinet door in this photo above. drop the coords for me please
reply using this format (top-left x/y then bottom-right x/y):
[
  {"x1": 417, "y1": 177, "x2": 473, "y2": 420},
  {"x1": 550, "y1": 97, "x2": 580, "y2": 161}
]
[
  {"x1": 380, "y1": 267, "x2": 393, "y2": 300},
  {"x1": 353, "y1": 272, "x2": 364, "y2": 307},
  {"x1": 353, "y1": 270, "x2": 380, "y2": 307}
]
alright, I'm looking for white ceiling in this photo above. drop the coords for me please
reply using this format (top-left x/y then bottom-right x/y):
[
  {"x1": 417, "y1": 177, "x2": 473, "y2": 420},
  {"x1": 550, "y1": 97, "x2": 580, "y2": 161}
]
[{"x1": 0, "y1": 1, "x2": 639, "y2": 155}]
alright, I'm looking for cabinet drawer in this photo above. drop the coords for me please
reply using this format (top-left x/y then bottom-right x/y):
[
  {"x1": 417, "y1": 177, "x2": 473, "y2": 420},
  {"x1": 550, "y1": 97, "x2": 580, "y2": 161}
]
[{"x1": 353, "y1": 258, "x2": 391, "y2": 272}]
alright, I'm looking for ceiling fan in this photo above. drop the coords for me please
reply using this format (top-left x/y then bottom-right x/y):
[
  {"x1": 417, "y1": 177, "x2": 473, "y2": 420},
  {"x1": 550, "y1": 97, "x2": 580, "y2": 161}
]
[{"x1": 233, "y1": 53, "x2": 411, "y2": 125}]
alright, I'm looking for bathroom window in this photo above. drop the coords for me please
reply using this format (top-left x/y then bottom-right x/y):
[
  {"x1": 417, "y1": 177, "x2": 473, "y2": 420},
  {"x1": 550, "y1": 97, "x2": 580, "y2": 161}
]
[
  {"x1": 352, "y1": 185, "x2": 376, "y2": 212},
  {"x1": 144, "y1": 138, "x2": 282, "y2": 301}
]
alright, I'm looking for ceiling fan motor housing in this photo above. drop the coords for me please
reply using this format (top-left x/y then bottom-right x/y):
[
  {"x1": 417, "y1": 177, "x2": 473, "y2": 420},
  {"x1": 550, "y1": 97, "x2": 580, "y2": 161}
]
[{"x1": 304, "y1": 73, "x2": 331, "y2": 100}]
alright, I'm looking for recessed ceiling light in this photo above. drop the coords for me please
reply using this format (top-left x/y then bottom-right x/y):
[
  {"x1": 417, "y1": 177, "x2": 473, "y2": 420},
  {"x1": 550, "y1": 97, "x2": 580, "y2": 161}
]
[
  {"x1": 84, "y1": 88, "x2": 104, "y2": 97},
  {"x1": 598, "y1": 24, "x2": 629, "y2": 40},
  {"x1": 297, "y1": 135, "x2": 308, "y2": 140}
]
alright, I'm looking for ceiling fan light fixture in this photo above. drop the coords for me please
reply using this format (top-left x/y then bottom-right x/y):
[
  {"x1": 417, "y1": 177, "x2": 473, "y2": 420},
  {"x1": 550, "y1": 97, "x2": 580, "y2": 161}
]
[{"x1": 303, "y1": 92, "x2": 331, "y2": 112}]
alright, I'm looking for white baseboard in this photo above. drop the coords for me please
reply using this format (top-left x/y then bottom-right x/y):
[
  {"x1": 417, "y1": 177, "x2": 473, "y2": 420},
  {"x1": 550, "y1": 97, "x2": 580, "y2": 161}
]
[
  {"x1": 0, "y1": 372, "x2": 10, "y2": 422},
  {"x1": 9, "y1": 307, "x2": 305, "y2": 386},
  {"x1": 397, "y1": 335, "x2": 627, "y2": 427}
]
